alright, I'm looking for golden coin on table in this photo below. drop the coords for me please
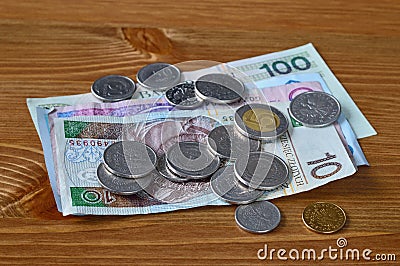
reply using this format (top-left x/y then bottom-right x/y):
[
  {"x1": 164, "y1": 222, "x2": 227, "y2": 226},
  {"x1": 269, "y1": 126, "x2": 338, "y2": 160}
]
[{"x1": 302, "y1": 202, "x2": 346, "y2": 234}]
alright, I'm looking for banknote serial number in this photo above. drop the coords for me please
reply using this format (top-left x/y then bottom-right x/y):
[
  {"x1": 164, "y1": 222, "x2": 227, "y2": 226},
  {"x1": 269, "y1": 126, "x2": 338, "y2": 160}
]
[{"x1": 68, "y1": 139, "x2": 115, "y2": 147}]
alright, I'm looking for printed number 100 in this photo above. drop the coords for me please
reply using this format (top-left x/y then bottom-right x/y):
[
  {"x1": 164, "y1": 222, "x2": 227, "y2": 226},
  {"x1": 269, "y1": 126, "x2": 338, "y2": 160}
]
[{"x1": 259, "y1": 56, "x2": 311, "y2": 77}]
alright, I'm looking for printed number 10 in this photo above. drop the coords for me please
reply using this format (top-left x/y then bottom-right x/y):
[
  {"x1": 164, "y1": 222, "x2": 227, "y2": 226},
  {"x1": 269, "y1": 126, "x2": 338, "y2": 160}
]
[
  {"x1": 259, "y1": 56, "x2": 311, "y2": 77},
  {"x1": 307, "y1": 152, "x2": 342, "y2": 179}
]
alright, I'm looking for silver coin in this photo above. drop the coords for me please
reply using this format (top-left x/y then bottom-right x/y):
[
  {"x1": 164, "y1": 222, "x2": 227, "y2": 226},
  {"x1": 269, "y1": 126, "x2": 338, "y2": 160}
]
[
  {"x1": 195, "y1": 73, "x2": 245, "y2": 104},
  {"x1": 165, "y1": 160, "x2": 211, "y2": 181},
  {"x1": 234, "y1": 103, "x2": 288, "y2": 140},
  {"x1": 165, "y1": 81, "x2": 203, "y2": 109},
  {"x1": 97, "y1": 163, "x2": 153, "y2": 195},
  {"x1": 136, "y1": 63, "x2": 181, "y2": 91},
  {"x1": 166, "y1": 141, "x2": 220, "y2": 180},
  {"x1": 156, "y1": 153, "x2": 191, "y2": 183},
  {"x1": 235, "y1": 201, "x2": 281, "y2": 234},
  {"x1": 207, "y1": 125, "x2": 261, "y2": 160},
  {"x1": 210, "y1": 165, "x2": 264, "y2": 204},
  {"x1": 289, "y1": 91, "x2": 341, "y2": 127},
  {"x1": 91, "y1": 75, "x2": 136, "y2": 102},
  {"x1": 234, "y1": 151, "x2": 289, "y2": 190},
  {"x1": 103, "y1": 141, "x2": 157, "y2": 178}
]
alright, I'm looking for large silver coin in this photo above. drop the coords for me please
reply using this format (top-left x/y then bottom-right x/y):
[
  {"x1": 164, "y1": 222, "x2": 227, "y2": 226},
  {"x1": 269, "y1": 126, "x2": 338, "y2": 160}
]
[
  {"x1": 136, "y1": 63, "x2": 181, "y2": 91},
  {"x1": 195, "y1": 73, "x2": 245, "y2": 104},
  {"x1": 166, "y1": 141, "x2": 220, "y2": 180},
  {"x1": 165, "y1": 81, "x2": 203, "y2": 109},
  {"x1": 234, "y1": 103, "x2": 288, "y2": 140},
  {"x1": 103, "y1": 141, "x2": 157, "y2": 178},
  {"x1": 234, "y1": 151, "x2": 289, "y2": 190},
  {"x1": 207, "y1": 125, "x2": 261, "y2": 160},
  {"x1": 156, "y1": 153, "x2": 191, "y2": 183},
  {"x1": 235, "y1": 201, "x2": 281, "y2": 234},
  {"x1": 97, "y1": 163, "x2": 153, "y2": 195},
  {"x1": 289, "y1": 91, "x2": 341, "y2": 127},
  {"x1": 91, "y1": 75, "x2": 136, "y2": 102},
  {"x1": 210, "y1": 165, "x2": 264, "y2": 204}
]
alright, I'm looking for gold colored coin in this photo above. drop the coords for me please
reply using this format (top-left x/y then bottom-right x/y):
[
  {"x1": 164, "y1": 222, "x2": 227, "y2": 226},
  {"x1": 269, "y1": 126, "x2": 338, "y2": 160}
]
[
  {"x1": 302, "y1": 202, "x2": 346, "y2": 234},
  {"x1": 242, "y1": 108, "x2": 280, "y2": 132}
]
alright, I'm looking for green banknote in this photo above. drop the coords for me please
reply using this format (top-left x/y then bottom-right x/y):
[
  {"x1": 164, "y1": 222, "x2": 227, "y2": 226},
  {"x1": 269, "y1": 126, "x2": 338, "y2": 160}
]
[
  {"x1": 228, "y1": 43, "x2": 376, "y2": 138},
  {"x1": 53, "y1": 102, "x2": 356, "y2": 216}
]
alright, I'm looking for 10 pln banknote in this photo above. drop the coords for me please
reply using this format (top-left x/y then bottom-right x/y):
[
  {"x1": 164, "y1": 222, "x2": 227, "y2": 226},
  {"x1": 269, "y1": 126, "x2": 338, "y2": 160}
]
[{"x1": 53, "y1": 102, "x2": 356, "y2": 216}]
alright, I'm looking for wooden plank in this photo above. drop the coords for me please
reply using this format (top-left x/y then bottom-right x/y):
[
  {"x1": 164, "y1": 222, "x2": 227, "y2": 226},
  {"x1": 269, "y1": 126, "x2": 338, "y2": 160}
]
[
  {"x1": 0, "y1": 0, "x2": 399, "y2": 35},
  {"x1": 0, "y1": 0, "x2": 398, "y2": 264}
]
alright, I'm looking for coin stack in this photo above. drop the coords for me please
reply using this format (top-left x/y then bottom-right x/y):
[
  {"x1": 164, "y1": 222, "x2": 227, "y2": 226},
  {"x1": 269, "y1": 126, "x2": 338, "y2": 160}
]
[
  {"x1": 158, "y1": 141, "x2": 221, "y2": 182},
  {"x1": 96, "y1": 141, "x2": 158, "y2": 195}
]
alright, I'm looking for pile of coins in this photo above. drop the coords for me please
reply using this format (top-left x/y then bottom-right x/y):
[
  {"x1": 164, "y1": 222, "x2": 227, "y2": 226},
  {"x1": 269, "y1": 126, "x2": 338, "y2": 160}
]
[
  {"x1": 160, "y1": 141, "x2": 220, "y2": 182},
  {"x1": 97, "y1": 141, "x2": 158, "y2": 195},
  {"x1": 93, "y1": 62, "x2": 344, "y2": 234}
]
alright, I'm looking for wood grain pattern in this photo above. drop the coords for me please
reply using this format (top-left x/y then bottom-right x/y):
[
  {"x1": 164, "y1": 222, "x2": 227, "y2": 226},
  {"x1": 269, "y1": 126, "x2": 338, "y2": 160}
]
[{"x1": 0, "y1": 0, "x2": 399, "y2": 264}]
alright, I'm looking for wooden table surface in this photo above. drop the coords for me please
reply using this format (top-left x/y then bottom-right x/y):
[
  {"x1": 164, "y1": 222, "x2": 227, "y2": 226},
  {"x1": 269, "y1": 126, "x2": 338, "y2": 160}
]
[{"x1": 0, "y1": 1, "x2": 399, "y2": 264}]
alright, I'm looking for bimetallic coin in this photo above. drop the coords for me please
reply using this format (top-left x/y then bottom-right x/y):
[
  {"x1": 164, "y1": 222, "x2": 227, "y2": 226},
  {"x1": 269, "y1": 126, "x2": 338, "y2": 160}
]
[
  {"x1": 103, "y1": 141, "x2": 157, "y2": 178},
  {"x1": 166, "y1": 141, "x2": 220, "y2": 180},
  {"x1": 97, "y1": 163, "x2": 153, "y2": 195},
  {"x1": 136, "y1": 63, "x2": 181, "y2": 91},
  {"x1": 195, "y1": 73, "x2": 245, "y2": 104},
  {"x1": 207, "y1": 125, "x2": 261, "y2": 160},
  {"x1": 302, "y1": 202, "x2": 346, "y2": 234},
  {"x1": 234, "y1": 103, "x2": 288, "y2": 140},
  {"x1": 156, "y1": 153, "x2": 191, "y2": 183},
  {"x1": 289, "y1": 91, "x2": 341, "y2": 127},
  {"x1": 165, "y1": 81, "x2": 203, "y2": 109},
  {"x1": 235, "y1": 201, "x2": 281, "y2": 234},
  {"x1": 234, "y1": 151, "x2": 289, "y2": 190},
  {"x1": 91, "y1": 75, "x2": 136, "y2": 102},
  {"x1": 210, "y1": 165, "x2": 264, "y2": 204}
]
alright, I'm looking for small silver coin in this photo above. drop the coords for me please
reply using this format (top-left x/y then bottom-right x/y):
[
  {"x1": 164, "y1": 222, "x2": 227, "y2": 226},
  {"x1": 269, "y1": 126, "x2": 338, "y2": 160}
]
[
  {"x1": 136, "y1": 63, "x2": 181, "y2": 91},
  {"x1": 289, "y1": 91, "x2": 341, "y2": 127},
  {"x1": 235, "y1": 201, "x2": 281, "y2": 234},
  {"x1": 97, "y1": 163, "x2": 153, "y2": 195},
  {"x1": 91, "y1": 75, "x2": 136, "y2": 102},
  {"x1": 103, "y1": 141, "x2": 157, "y2": 178},
  {"x1": 195, "y1": 73, "x2": 245, "y2": 104},
  {"x1": 166, "y1": 141, "x2": 220, "y2": 180},
  {"x1": 207, "y1": 125, "x2": 261, "y2": 160},
  {"x1": 234, "y1": 103, "x2": 288, "y2": 140},
  {"x1": 156, "y1": 153, "x2": 191, "y2": 183},
  {"x1": 234, "y1": 151, "x2": 289, "y2": 190},
  {"x1": 165, "y1": 81, "x2": 203, "y2": 109},
  {"x1": 210, "y1": 165, "x2": 264, "y2": 204}
]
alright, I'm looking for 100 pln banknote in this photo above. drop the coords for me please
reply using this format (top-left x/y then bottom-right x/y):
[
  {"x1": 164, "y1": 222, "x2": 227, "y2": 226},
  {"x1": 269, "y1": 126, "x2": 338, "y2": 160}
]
[
  {"x1": 53, "y1": 102, "x2": 356, "y2": 216},
  {"x1": 28, "y1": 43, "x2": 375, "y2": 140},
  {"x1": 228, "y1": 43, "x2": 376, "y2": 138}
]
